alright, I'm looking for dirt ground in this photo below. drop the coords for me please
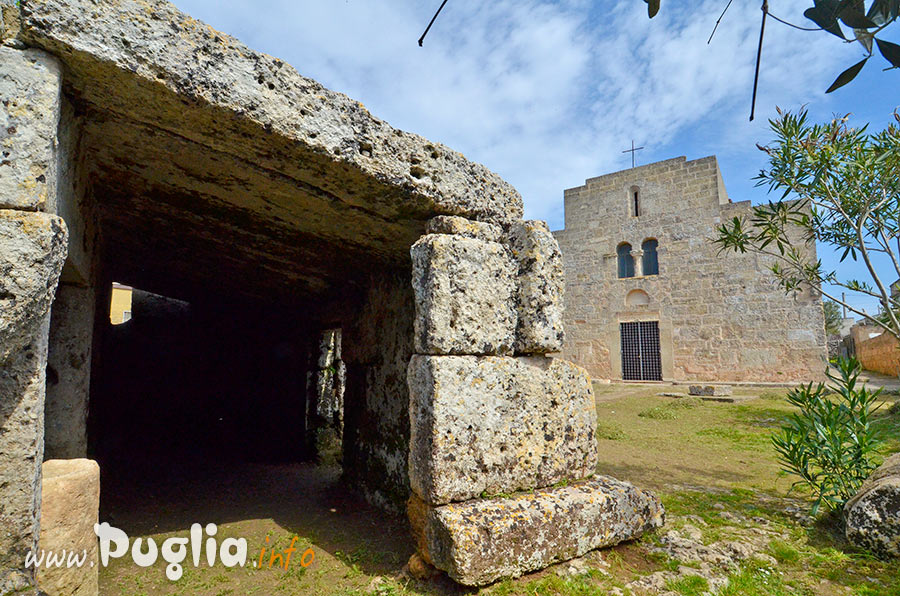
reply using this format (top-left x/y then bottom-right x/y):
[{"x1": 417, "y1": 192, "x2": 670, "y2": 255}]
[{"x1": 98, "y1": 383, "x2": 900, "y2": 596}]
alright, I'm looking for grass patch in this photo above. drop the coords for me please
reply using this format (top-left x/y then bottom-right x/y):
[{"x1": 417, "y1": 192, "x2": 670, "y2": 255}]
[
  {"x1": 759, "y1": 390, "x2": 785, "y2": 401},
  {"x1": 665, "y1": 574, "x2": 709, "y2": 595},
  {"x1": 767, "y1": 539, "x2": 800, "y2": 564},
  {"x1": 638, "y1": 398, "x2": 702, "y2": 420},
  {"x1": 719, "y1": 560, "x2": 803, "y2": 596},
  {"x1": 695, "y1": 427, "x2": 772, "y2": 451},
  {"x1": 595, "y1": 420, "x2": 626, "y2": 440}
]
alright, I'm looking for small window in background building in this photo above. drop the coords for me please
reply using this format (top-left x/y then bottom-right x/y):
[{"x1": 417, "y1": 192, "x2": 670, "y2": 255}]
[
  {"x1": 617, "y1": 243, "x2": 635, "y2": 278},
  {"x1": 631, "y1": 186, "x2": 640, "y2": 217},
  {"x1": 642, "y1": 239, "x2": 659, "y2": 276}
]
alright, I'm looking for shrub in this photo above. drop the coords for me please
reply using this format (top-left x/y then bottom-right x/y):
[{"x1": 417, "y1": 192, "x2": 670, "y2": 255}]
[{"x1": 772, "y1": 357, "x2": 884, "y2": 516}]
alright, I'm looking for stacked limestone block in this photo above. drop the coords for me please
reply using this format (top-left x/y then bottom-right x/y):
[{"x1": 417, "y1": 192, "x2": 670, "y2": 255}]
[
  {"x1": 407, "y1": 216, "x2": 664, "y2": 586},
  {"x1": 0, "y1": 39, "x2": 70, "y2": 594}
]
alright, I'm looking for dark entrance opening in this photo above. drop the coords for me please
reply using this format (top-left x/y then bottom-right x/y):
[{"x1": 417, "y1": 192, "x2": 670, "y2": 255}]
[{"x1": 620, "y1": 321, "x2": 662, "y2": 381}]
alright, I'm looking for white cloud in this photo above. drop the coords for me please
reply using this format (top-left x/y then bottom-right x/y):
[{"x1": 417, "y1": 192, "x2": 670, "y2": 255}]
[{"x1": 173, "y1": 0, "x2": 857, "y2": 228}]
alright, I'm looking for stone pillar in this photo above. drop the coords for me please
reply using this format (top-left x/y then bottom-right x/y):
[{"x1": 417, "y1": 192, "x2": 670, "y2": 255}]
[
  {"x1": 0, "y1": 45, "x2": 69, "y2": 593},
  {"x1": 37, "y1": 459, "x2": 100, "y2": 596},
  {"x1": 631, "y1": 248, "x2": 644, "y2": 277},
  {"x1": 44, "y1": 284, "x2": 95, "y2": 459},
  {"x1": 407, "y1": 216, "x2": 664, "y2": 586}
]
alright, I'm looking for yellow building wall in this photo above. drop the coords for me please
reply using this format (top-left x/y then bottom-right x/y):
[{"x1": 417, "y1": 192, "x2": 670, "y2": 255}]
[{"x1": 109, "y1": 283, "x2": 132, "y2": 324}]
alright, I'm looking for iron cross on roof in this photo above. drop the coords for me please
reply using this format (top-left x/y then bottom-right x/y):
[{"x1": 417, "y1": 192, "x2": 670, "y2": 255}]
[{"x1": 622, "y1": 140, "x2": 645, "y2": 168}]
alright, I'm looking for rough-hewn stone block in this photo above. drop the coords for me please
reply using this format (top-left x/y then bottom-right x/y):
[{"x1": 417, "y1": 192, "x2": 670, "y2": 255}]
[
  {"x1": 0, "y1": 314, "x2": 50, "y2": 595},
  {"x1": 408, "y1": 355, "x2": 596, "y2": 504},
  {"x1": 45, "y1": 284, "x2": 95, "y2": 459},
  {"x1": 37, "y1": 458, "x2": 100, "y2": 596},
  {"x1": 410, "y1": 477, "x2": 665, "y2": 586},
  {"x1": 18, "y1": 0, "x2": 523, "y2": 225},
  {"x1": 507, "y1": 220, "x2": 565, "y2": 354},
  {"x1": 0, "y1": 46, "x2": 61, "y2": 211},
  {"x1": 845, "y1": 453, "x2": 900, "y2": 559},
  {"x1": 688, "y1": 384, "x2": 732, "y2": 397},
  {"x1": 0, "y1": 209, "x2": 68, "y2": 363},
  {"x1": 411, "y1": 234, "x2": 516, "y2": 355},
  {"x1": 425, "y1": 215, "x2": 502, "y2": 243}
]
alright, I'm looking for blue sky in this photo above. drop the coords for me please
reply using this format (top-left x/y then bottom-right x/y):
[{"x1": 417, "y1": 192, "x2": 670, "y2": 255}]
[{"x1": 172, "y1": 0, "x2": 898, "y2": 316}]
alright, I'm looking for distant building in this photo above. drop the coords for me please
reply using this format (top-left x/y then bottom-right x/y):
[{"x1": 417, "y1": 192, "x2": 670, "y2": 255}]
[{"x1": 553, "y1": 156, "x2": 827, "y2": 383}]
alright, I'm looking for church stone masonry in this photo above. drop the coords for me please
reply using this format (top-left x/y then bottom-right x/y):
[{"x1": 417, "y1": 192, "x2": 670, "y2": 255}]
[
  {"x1": 554, "y1": 156, "x2": 828, "y2": 383},
  {"x1": 0, "y1": 0, "x2": 662, "y2": 592}
]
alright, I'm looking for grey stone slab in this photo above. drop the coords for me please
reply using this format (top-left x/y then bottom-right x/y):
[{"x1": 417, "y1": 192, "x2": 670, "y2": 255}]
[
  {"x1": 0, "y1": 46, "x2": 61, "y2": 211},
  {"x1": 0, "y1": 209, "x2": 68, "y2": 363},
  {"x1": 507, "y1": 220, "x2": 565, "y2": 354},
  {"x1": 410, "y1": 476, "x2": 665, "y2": 586},
  {"x1": 845, "y1": 453, "x2": 900, "y2": 559},
  {"x1": 425, "y1": 215, "x2": 502, "y2": 243},
  {"x1": 408, "y1": 354, "x2": 596, "y2": 505},
  {"x1": 18, "y1": 0, "x2": 522, "y2": 224},
  {"x1": 411, "y1": 234, "x2": 516, "y2": 356}
]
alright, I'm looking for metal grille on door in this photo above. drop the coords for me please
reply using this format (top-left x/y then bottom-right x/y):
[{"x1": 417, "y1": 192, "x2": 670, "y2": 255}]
[{"x1": 620, "y1": 321, "x2": 662, "y2": 381}]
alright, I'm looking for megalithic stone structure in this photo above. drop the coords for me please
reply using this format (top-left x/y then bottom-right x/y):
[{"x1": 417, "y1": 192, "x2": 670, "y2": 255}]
[{"x1": 408, "y1": 216, "x2": 664, "y2": 586}]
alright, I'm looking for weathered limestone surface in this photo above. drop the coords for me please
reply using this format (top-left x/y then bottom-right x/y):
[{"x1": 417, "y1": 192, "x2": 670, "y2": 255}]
[
  {"x1": 0, "y1": 210, "x2": 68, "y2": 363},
  {"x1": 342, "y1": 271, "x2": 416, "y2": 512},
  {"x1": 688, "y1": 385, "x2": 732, "y2": 397},
  {"x1": 45, "y1": 284, "x2": 95, "y2": 459},
  {"x1": 0, "y1": 315, "x2": 51, "y2": 595},
  {"x1": 845, "y1": 453, "x2": 900, "y2": 558},
  {"x1": 12, "y1": 0, "x2": 522, "y2": 299},
  {"x1": 408, "y1": 355, "x2": 596, "y2": 504},
  {"x1": 507, "y1": 220, "x2": 565, "y2": 354},
  {"x1": 36, "y1": 458, "x2": 100, "y2": 596},
  {"x1": 411, "y1": 234, "x2": 516, "y2": 355},
  {"x1": 0, "y1": 46, "x2": 61, "y2": 211},
  {"x1": 410, "y1": 477, "x2": 665, "y2": 586},
  {"x1": 426, "y1": 215, "x2": 502, "y2": 243}
]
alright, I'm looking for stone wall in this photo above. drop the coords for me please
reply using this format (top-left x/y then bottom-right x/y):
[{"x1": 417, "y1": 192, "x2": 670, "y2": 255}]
[
  {"x1": 0, "y1": 42, "x2": 69, "y2": 593},
  {"x1": 342, "y1": 270, "x2": 417, "y2": 512},
  {"x1": 406, "y1": 216, "x2": 663, "y2": 585},
  {"x1": 554, "y1": 156, "x2": 827, "y2": 383},
  {"x1": 857, "y1": 332, "x2": 900, "y2": 377}
]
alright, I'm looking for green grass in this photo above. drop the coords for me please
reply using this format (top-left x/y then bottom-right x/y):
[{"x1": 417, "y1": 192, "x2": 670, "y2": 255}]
[
  {"x1": 637, "y1": 397, "x2": 702, "y2": 420},
  {"x1": 665, "y1": 574, "x2": 709, "y2": 596},
  {"x1": 595, "y1": 420, "x2": 626, "y2": 440}
]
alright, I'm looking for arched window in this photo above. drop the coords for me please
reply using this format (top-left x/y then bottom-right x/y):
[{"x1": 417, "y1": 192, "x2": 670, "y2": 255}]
[
  {"x1": 617, "y1": 243, "x2": 634, "y2": 278},
  {"x1": 642, "y1": 238, "x2": 658, "y2": 276},
  {"x1": 630, "y1": 186, "x2": 641, "y2": 217}
]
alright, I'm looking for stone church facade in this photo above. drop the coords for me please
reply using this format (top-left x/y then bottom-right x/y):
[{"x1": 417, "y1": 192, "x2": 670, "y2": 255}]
[{"x1": 553, "y1": 156, "x2": 827, "y2": 383}]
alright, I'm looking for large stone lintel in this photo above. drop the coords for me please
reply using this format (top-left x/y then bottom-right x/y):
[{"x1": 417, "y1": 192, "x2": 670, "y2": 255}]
[
  {"x1": 17, "y1": 0, "x2": 523, "y2": 225},
  {"x1": 408, "y1": 355, "x2": 596, "y2": 505},
  {"x1": 410, "y1": 477, "x2": 665, "y2": 586},
  {"x1": 411, "y1": 234, "x2": 516, "y2": 356}
]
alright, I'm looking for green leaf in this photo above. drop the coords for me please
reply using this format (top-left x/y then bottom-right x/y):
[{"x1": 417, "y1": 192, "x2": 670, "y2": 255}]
[
  {"x1": 876, "y1": 38, "x2": 900, "y2": 68},
  {"x1": 838, "y1": 0, "x2": 878, "y2": 28},
  {"x1": 645, "y1": 0, "x2": 660, "y2": 18},
  {"x1": 804, "y1": 0, "x2": 847, "y2": 39},
  {"x1": 826, "y1": 57, "x2": 868, "y2": 93}
]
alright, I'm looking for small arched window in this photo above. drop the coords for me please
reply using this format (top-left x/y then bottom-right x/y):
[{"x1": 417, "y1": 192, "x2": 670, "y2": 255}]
[
  {"x1": 617, "y1": 243, "x2": 635, "y2": 278},
  {"x1": 630, "y1": 186, "x2": 641, "y2": 217},
  {"x1": 626, "y1": 289, "x2": 650, "y2": 308},
  {"x1": 642, "y1": 238, "x2": 659, "y2": 276}
]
